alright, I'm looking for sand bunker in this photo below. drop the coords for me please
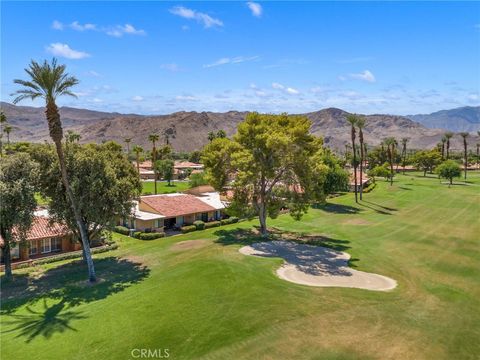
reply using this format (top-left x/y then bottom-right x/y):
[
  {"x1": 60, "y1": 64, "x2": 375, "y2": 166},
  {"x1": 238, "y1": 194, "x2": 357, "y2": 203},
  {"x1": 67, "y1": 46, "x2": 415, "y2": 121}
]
[
  {"x1": 170, "y1": 240, "x2": 208, "y2": 251},
  {"x1": 239, "y1": 241, "x2": 396, "y2": 291}
]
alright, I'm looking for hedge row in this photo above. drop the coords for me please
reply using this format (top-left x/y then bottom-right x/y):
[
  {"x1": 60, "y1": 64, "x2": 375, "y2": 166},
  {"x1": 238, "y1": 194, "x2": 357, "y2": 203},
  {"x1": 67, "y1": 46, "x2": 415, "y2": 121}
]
[
  {"x1": 114, "y1": 225, "x2": 130, "y2": 235},
  {"x1": 15, "y1": 242, "x2": 119, "y2": 269},
  {"x1": 180, "y1": 217, "x2": 239, "y2": 234},
  {"x1": 133, "y1": 231, "x2": 165, "y2": 240}
]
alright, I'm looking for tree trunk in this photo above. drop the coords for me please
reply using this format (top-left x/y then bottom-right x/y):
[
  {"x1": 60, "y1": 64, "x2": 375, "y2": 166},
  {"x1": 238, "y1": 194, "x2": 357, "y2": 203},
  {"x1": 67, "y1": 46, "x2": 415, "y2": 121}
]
[
  {"x1": 351, "y1": 127, "x2": 358, "y2": 203},
  {"x1": 46, "y1": 101, "x2": 96, "y2": 283},
  {"x1": 359, "y1": 130, "x2": 364, "y2": 200},
  {"x1": 152, "y1": 144, "x2": 157, "y2": 195},
  {"x1": 464, "y1": 140, "x2": 467, "y2": 180},
  {"x1": 258, "y1": 202, "x2": 268, "y2": 237},
  {"x1": 2, "y1": 240, "x2": 12, "y2": 281},
  {"x1": 136, "y1": 154, "x2": 140, "y2": 174},
  {"x1": 388, "y1": 147, "x2": 394, "y2": 185},
  {"x1": 446, "y1": 141, "x2": 450, "y2": 159},
  {"x1": 441, "y1": 143, "x2": 445, "y2": 160}
]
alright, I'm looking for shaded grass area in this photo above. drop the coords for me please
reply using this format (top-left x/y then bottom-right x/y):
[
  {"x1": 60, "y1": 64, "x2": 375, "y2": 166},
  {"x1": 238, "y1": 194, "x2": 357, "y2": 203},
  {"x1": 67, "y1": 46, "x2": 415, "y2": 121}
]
[
  {"x1": 141, "y1": 180, "x2": 190, "y2": 195},
  {"x1": 1, "y1": 171, "x2": 480, "y2": 360}
]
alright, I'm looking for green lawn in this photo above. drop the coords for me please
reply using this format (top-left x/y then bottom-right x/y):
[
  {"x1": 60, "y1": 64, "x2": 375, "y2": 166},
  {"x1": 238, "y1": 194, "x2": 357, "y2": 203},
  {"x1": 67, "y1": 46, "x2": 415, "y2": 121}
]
[
  {"x1": 141, "y1": 180, "x2": 190, "y2": 195},
  {"x1": 2, "y1": 172, "x2": 479, "y2": 360}
]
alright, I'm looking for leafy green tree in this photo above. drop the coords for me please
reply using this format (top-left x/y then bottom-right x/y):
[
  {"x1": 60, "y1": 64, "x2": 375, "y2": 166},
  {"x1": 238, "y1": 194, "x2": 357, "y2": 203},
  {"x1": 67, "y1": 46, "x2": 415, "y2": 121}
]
[
  {"x1": 459, "y1": 132, "x2": 469, "y2": 180},
  {"x1": 413, "y1": 150, "x2": 442, "y2": 176},
  {"x1": 207, "y1": 131, "x2": 216, "y2": 142},
  {"x1": 12, "y1": 58, "x2": 97, "y2": 282},
  {"x1": 32, "y1": 142, "x2": 141, "y2": 244},
  {"x1": 312, "y1": 146, "x2": 349, "y2": 196},
  {"x1": 148, "y1": 133, "x2": 160, "y2": 194},
  {"x1": 436, "y1": 160, "x2": 461, "y2": 187},
  {"x1": 202, "y1": 113, "x2": 326, "y2": 236},
  {"x1": 0, "y1": 153, "x2": 38, "y2": 280},
  {"x1": 444, "y1": 132, "x2": 454, "y2": 159},
  {"x1": 132, "y1": 144, "x2": 143, "y2": 174},
  {"x1": 346, "y1": 114, "x2": 359, "y2": 202},
  {"x1": 216, "y1": 130, "x2": 227, "y2": 138},
  {"x1": 189, "y1": 150, "x2": 202, "y2": 163},
  {"x1": 189, "y1": 172, "x2": 208, "y2": 188},
  {"x1": 156, "y1": 159, "x2": 175, "y2": 186},
  {"x1": 367, "y1": 163, "x2": 391, "y2": 181}
]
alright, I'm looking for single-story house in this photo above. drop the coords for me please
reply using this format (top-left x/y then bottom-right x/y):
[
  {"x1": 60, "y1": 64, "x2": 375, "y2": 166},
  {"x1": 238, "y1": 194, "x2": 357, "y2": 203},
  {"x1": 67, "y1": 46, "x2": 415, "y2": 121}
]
[
  {"x1": 0, "y1": 210, "x2": 81, "y2": 266},
  {"x1": 349, "y1": 170, "x2": 370, "y2": 192},
  {"x1": 118, "y1": 192, "x2": 226, "y2": 232}
]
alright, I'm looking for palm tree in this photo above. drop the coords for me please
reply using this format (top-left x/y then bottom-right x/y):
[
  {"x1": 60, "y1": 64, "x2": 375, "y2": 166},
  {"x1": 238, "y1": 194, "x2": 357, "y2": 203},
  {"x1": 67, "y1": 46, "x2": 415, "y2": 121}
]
[
  {"x1": 356, "y1": 116, "x2": 366, "y2": 200},
  {"x1": 363, "y1": 142, "x2": 368, "y2": 167},
  {"x1": 384, "y1": 137, "x2": 396, "y2": 185},
  {"x1": 476, "y1": 142, "x2": 480, "y2": 170},
  {"x1": 346, "y1": 114, "x2": 358, "y2": 202},
  {"x1": 445, "y1": 132, "x2": 454, "y2": 159},
  {"x1": 148, "y1": 133, "x2": 160, "y2": 194},
  {"x1": 459, "y1": 132, "x2": 469, "y2": 180},
  {"x1": 132, "y1": 145, "x2": 143, "y2": 174},
  {"x1": 12, "y1": 58, "x2": 96, "y2": 282},
  {"x1": 401, "y1": 138, "x2": 409, "y2": 174},
  {"x1": 440, "y1": 136, "x2": 447, "y2": 160},
  {"x1": 124, "y1": 138, "x2": 132, "y2": 154},
  {"x1": 0, "y1": 111, "x2": 6, "y2": 157},
  {"x1": 3, "y1": 124, "x2": 12, "y2": 146}
]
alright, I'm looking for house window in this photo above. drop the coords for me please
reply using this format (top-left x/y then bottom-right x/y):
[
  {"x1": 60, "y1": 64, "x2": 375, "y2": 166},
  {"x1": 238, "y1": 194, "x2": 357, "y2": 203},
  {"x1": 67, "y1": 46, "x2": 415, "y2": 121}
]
[
  {"x1": 29, "y1": 241, "x2": 38, "y2": 255},
  {"x1": 40, "y1": 238, "x2": 51, "y2": 253},
  {"x1": 10, "y1": 246, "x2": 20, "y2": 259},
  {"x1": 51, "y1": 238, "x2": 62, "y2": 252},
  {"x1": 155, "y1": 219, "x2": 162, "y2": 228}
]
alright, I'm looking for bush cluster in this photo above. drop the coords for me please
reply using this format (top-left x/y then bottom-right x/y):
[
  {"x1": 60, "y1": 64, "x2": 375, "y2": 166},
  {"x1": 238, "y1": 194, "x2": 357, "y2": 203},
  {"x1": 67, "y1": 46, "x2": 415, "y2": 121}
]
[
  {"x1": 113, "y1": 225, "x2": 130, "y2": 235},
  {"x1": 181, "y1": 225, "x2": 197, "y2": 233},
  {"x1": 220, "y1": 217, "x2": 239, "y2": 225},
  {"x1": 204, "y1": 221, "x2": 221, "y2": 229},
  {"x1": 193, "y1": 220, "x2": 205, "y2": 230},
  {"x1": 133, "y1": 232, "x2": 165, "y2": 240}
]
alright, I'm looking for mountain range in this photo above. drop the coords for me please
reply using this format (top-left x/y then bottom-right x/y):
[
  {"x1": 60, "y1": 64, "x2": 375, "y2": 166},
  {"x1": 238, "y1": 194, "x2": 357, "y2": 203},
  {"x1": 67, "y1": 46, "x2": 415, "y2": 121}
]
[
  {"x1": 1, "y1": 102, "x2": 478, "y2": 152},
  {"x1": 407, "y1": 106, "x2": 480, "y2": 132}
]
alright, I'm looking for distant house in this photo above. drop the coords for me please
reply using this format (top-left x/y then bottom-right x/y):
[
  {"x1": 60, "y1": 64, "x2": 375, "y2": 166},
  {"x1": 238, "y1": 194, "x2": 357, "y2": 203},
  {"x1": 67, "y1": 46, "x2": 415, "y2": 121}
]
[
  {"x1": 0, "y1": 210, "x2": 81, "y2": 266},
  {"x1": 118, "y1": 191, "x2": 226, "y2": 232},
  {"x1": 134, "y1": 160, "x2": 204, "y2": 180},
  {"x1": 349, "y1": 170, "x2": 370, "y2": 192},
  {"x1": 135, "y1": 161, "x2": 156, "y2": 180}
]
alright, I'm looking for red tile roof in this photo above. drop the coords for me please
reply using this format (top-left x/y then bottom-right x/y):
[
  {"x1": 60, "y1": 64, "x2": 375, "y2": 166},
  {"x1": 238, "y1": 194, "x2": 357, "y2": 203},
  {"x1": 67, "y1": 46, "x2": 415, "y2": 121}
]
[
  {"x1": 14, "y1": 216, "x2": 70, "y2": 242},
  {"x1": 141, "y1": 194, "x2": 216, "y2": 218},
  {"x1": 174, "y1": 161, "x2": 204, "y2": 169},
  {"x1": 138, "y1": 160, "x2": 153, "y2": 169}
]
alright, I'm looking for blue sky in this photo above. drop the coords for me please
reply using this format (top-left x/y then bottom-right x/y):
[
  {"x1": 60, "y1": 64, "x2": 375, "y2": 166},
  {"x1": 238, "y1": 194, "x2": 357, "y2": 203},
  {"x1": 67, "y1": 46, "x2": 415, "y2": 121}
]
[{"x1": 1, "y1": 1, "x2": 479, "y2": 115}]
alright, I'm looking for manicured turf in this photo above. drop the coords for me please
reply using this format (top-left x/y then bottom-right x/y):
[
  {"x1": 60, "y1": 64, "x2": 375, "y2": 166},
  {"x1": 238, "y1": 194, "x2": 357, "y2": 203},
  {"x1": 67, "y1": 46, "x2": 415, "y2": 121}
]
[
  {"x1": 141, "y1": 180, "x2": 190, "y2": 194},
  {"x1": 2, "y1": 172, "x2": 479, "y2": 359}
]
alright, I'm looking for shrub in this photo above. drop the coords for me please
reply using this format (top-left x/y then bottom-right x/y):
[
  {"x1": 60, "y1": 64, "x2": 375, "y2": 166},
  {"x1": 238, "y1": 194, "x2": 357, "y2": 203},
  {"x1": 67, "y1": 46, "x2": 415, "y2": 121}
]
[
  {"x1": 138, "y1": 232, "x2": 165, "y2": 240},
  {"x1": 114, "y1": 225, "x2": 130, "y2": 235},
  {"x1": 132, "y1": 231, "x2": 141, "y2": 239},
  {"x1": 193, "y1": 220, "x2": 205, "y2": 230},
  {"x1": 205, "y1": 221, "x2": 221, "y2": 229},
  {"x1": 221, "y1": 217, "x2": 238, "y2": 225},
  {"x1": 181, "y1": 225, "x2": 197, "y2": 233},
  {"x1": 229, "y1": 216, "x2": 239, "y2": 223}
]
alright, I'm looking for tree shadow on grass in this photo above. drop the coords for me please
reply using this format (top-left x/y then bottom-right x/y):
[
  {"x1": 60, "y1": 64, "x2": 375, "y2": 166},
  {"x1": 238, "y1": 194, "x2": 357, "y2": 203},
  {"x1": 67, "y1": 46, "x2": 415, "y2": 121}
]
[
  {"x1": 213, "y1": 227, "x2": 351, "y2": 252},
  {"x1": 319, "y1": 203, "x2": 362, "y2": 214},
  {"x1": 361, "y1": 200, "x2": 398, "y2": 212},
  {"x1": 1, "y1": 257, "x2": 150, "y2": 315},
  {"x1": 2, "y1": 299, "x2": 87, "y2": 343}
]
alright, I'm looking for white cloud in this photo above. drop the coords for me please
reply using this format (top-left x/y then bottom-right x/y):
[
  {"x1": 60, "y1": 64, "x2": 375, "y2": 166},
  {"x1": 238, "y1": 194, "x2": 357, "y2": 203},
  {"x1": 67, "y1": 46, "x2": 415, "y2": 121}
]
[
  {"x1": 106, "y1": 24, "x2": 146, "y2": 37},
  {"x1": 467, "y1": 94, "x2": 479, "y2": 102},
  {"x1": 349, "y1": 70, "x2": 376, "y2": 83},
  {"x1": 161, "y1": 63, "x2": 181, "y2": 72},
  {"x1": 170, "y1": 6, "x2": 223, "y2": 28},
  {"x1": 46, "y1": 43, "x2": 90, "y2": 59},
  {"x1": 132, "y1": 96, "x2": 144, "y2": 101},
  {"x1": 175, "y1": 95, "x2": 198, "y2": 101},
  {"x1": 86, "y1": 70, "x2": 101, "y2": 77},
  {"x1": 247, "y1": 2, "x2": 263, "y2": 17},
  {"x1": 52, "y1": 20, "x2": 64, "y2": 30},
  {"x1": 271, "y1": 82, "x2": 299, "y2": 95},
  {"x1": 70, "y1": 21, "x2": 96, "y2": 31},
  {"x1": 203, "y1": 56, "x2": 259, "y2": 68},
  {"x1": 51, "y1": 20, "x2": 145, "y2": 37}
]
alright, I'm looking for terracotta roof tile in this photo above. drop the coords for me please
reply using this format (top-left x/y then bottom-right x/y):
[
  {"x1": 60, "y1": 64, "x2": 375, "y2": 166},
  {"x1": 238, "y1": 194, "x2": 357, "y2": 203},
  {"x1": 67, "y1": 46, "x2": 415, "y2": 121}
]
[
  {"x1": 141, "y1": 194, "x2": 216, "y2": 218},
  {"x1": 13, "y1": 216, "x2": 70, "y2": 242}
]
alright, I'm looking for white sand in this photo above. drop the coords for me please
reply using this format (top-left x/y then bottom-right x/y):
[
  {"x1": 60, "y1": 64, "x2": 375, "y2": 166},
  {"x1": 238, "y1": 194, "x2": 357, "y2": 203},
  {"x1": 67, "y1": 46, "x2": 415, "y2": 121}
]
[{"x1": 239, "y1": 241, "x2": 397, "y2": 291}]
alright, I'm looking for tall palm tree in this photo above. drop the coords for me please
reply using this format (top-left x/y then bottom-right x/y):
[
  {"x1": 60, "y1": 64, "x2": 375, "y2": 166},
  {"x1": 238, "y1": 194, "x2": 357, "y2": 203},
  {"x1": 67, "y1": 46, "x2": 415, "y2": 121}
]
[
  {"x1": 148, "y1": 133, "x2": 160, "y2": 194},
  {"x1": 440, "y1": 136, "x2": 447, "y2": 160},
  {"x1": 401, "y1": 138, "x2": 409, "y2": 174},
  {"x1": 12, "y1": 58, "x2": 96, "y2": 282},
  {"x1": 363, "y1": 142, "x2": 368, "y2": 167},
  {"x1": 346, "y1": 114, "x2": 358, "y2": 202},
  {"x1": 445, "y1": 132, "x2": 454, "y2": 159},
  {"x1": 3, "y1": 124, "x2": 12, "y2": 146},
  {"x1": 476, "y1": 142, "x2": 480, "y2": 170},
  {"x1": 132, "y1": 144, "x2": 143, "y2": 174},
  {"x1": 459, "y1": 132, "x2": 469, "y2": 180},
  {"x1": 124, "y1": 138, "x2": 132, "y2": 154},
  {"x1": 384, "y1": 137, "x2": 396, "y2": 185},
  {"x1": 0, "y1": 112, "x2": 6, "y2": 157},
  {"x1": 356, "y1": 116, "x2": 366, "y2": 200}
]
